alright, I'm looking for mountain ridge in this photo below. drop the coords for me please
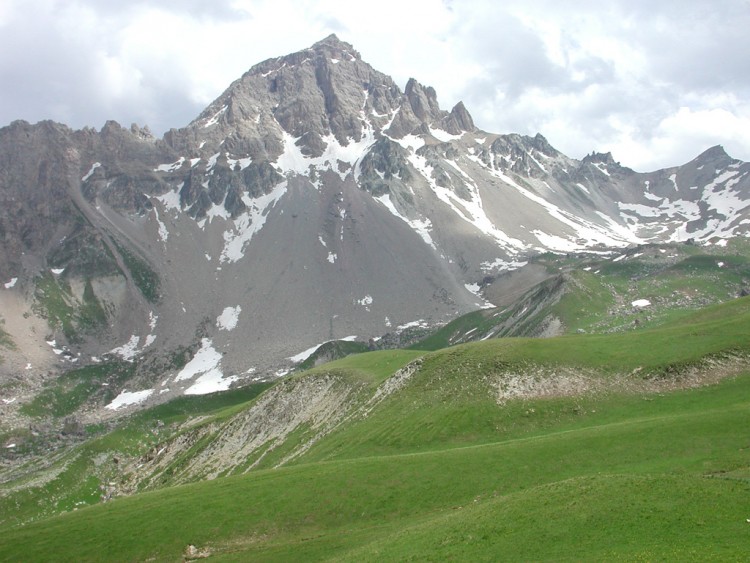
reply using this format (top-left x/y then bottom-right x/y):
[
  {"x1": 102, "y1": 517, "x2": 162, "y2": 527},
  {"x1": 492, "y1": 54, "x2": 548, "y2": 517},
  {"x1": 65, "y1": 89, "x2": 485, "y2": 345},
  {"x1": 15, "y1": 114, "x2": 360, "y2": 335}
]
[{"x1": 1, "y1": 35, "x2": 749, "y2": 418}]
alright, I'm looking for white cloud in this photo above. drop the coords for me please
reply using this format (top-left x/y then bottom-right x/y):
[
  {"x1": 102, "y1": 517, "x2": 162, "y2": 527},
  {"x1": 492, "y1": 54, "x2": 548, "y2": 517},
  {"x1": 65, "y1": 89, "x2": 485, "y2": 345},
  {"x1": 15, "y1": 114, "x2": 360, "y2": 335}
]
[{"x1": 608, "y1": 105, "x2": 750, "y2": 171}]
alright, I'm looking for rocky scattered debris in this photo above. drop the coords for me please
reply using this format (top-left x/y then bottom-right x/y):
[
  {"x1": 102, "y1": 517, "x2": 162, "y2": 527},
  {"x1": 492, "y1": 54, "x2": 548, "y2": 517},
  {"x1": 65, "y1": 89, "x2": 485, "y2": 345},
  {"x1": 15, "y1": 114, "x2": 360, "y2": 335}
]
[{"x1": 183, "y1": 544, "x2": 211, "y2": 561}]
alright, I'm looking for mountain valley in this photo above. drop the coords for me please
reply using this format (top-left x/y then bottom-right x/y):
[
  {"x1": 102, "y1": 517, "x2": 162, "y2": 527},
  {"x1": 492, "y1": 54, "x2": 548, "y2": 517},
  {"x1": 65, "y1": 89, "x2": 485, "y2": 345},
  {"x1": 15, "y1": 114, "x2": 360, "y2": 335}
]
[{"x1": 1, "y1": 35, "x2": 750, "y2": 561}]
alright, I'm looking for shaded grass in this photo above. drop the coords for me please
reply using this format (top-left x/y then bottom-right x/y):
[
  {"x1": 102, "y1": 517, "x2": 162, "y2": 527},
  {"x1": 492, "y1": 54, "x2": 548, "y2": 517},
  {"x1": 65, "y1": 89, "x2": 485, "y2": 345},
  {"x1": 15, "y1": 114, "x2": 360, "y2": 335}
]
[
  {"x1": 21, "y1": 362, "x2": 136, "y2": 418},
  {"x1": 111, "y1": 240, "x2": 160, "y2": 304},
  {"x1": 411, "y1": 309, "x2": 496, "y2": 351},
  {"x1": 129, "y1": 383, "x2": 274, "y2": 426},
  {"x1": 0, "y1": 319, "x2": 14, "y2": 350},
  {"x1": 32, "y1": 273, "x2": 78, "y2": 341}
]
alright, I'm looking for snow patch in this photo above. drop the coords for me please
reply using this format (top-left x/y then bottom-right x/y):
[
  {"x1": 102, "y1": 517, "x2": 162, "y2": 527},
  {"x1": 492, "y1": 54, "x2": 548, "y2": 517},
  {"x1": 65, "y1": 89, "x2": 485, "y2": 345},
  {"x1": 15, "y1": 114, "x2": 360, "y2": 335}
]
[
  {"x1": 428, "y1": 127, "x2": 462, "y2": 143},
  {"x1": 156, "y1": 187, "x2": 182, "y2": 211},
  {"x1": 393, "y1": 134, "x2": 425, "y2": 152},
  {"x1": 480, "y1": 258, "x2": 528, "y2": 273},
  {"x1": 287, "y1": 335, "x2": 358, "y2": 364},
  {"x1": 374, "y1": 194, "x2": 436, "y2": 249},
  {"x1": 153, "y1": 208, "x2": 169, "y2": 242},
  {"x1": 465, "y1": 283, "x2": 481, "y2": 294},
  {"x1": 4, "y1": 278, "x2": 18, "y2": 289},
  {"x1": 465, "y1": 283, "x2": 496, "y2": 309},
  {"x1": 155, "y1": 157, "x2": 186, "y2": 173},
  {"x1": 216, "y1": 306, "x2": 241, "y2": 331},
  {"x1": 109, "y1": 336, "x2": 140, "y2": 362},
  {"x1": 276, "y1": 119, "x2": 376, "y2": 181},
  {"x1": 174, "y1": 339, "x2": 221, "y2": 382},
  {"x1": 592, "y1": 162, "x2": 610, "y2": 176},
  {"x1": 221, "y1": 180, "x2": 288, "y2": 263},
  {"x1": 532, "y1": 231, "x2": 579, "y2": 252},
  {"x1": 669, "y1": 173, "x2": 678, "y2": 190},
  {"x1": 203, "y1": 105, "x2": 227, "y2": 128},
  {"x1": 206, "y1": 152, "x2": 221, "y2": 173},
  {"x1": 327, "y1": 252, "x2": 337, "y2": 264},
  {"x1": 413, "y1": 152, "x2": 525, "y2": 252},
  {"x1": 397, "y1": 319, "x2": 430, "y2": 331},
  {"x1": 81, "y1": 162, "x2": 101, "y2": 182},
  {"x1": 175, "y1": 338, "x2": 239, "y2": 395},
  {"x1": 356, "y1": 295, "x2": 373, "y2": 311},
  {"x1": 226, "y1": 154, "x2": 253, "y2": 171},
  {"x1": 105, "y1": 389, "x2": 154, "y2": 410},
  {"x1": 631, "y1": 299, "x2": 651, "y2": 308},
  {"x1": 618, "y1": 202, "x2": 662, "y2": 218}
]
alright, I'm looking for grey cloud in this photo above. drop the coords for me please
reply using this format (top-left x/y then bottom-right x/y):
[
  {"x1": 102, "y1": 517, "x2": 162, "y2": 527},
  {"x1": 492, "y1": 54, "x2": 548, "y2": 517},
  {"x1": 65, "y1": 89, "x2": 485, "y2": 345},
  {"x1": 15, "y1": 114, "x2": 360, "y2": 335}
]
[
  {"x1": 458, "y1": 13, "x2": 565, "y2": 97},
  {"x1": 0, "y1": 16, "x2": 100, "y2": 127}
]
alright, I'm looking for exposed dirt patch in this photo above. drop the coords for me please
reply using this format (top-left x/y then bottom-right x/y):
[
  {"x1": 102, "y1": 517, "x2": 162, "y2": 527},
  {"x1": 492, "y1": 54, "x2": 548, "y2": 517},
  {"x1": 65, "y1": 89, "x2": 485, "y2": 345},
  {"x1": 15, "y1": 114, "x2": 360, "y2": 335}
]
[
  {"x1": 492, "y1": 367, "x2": 603, "y2": 404},
  {"x1": 490, "y1": 352, "x2": 750, "y2": 404}
]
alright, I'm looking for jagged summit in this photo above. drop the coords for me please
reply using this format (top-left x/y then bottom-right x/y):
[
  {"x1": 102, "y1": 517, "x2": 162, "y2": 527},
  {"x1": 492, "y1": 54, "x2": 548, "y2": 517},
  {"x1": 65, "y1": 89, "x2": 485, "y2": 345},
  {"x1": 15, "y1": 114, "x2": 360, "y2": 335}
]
[
  {"x1": 164, "y1": 36, "x2": 475, "y2": 159},
  {"x1": 690, "y1": 145, "x2": 734, "y2": 167},
  {"x1": 310, "y1": 33, "x2": 361, "y2": 58}
]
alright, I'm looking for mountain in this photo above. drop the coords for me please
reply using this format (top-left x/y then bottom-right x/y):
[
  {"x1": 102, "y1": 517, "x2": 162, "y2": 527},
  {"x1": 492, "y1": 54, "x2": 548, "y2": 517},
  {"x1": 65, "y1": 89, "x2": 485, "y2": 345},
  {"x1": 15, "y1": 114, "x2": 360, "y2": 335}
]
[{"x1": 1, "y1": 34, "x2": 749, "y2": 418}]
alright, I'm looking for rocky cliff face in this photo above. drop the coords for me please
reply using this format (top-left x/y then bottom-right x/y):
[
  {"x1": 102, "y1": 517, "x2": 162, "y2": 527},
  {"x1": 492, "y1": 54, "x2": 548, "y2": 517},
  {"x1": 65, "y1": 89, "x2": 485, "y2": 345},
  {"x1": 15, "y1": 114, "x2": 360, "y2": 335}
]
[{"x1": 1, "y1": 34, "x2": 749, "y2": 418}]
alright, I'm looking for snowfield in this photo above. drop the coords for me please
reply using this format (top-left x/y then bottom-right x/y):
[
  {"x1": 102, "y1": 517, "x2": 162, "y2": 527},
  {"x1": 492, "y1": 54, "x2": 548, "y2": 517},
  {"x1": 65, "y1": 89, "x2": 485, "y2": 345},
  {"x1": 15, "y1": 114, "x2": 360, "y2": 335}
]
[{"x1": 105, "y1": 389, "x2": 154, "y2": 410}]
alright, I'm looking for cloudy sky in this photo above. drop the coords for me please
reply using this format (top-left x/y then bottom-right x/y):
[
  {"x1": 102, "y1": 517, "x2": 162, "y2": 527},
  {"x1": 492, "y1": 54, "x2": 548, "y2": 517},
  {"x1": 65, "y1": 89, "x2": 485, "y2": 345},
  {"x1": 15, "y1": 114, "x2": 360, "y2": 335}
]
[{"x1": 1, "y1": 0, "x2": 749, "y2": 171}]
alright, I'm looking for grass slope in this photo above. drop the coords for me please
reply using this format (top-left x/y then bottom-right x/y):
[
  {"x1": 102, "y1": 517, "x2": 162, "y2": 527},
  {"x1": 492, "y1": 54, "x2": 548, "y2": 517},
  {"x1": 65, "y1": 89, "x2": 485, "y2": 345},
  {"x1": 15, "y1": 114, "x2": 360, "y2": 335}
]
[
  {"x1": 0, "y1": 373, "x2": 748, "y2": 561},
  {"x1": 298, "y1": 297, "x2": 750, "y2": 462},
  {"x1": 1, "y1": 298, "x2": 750, "y2": 560}
]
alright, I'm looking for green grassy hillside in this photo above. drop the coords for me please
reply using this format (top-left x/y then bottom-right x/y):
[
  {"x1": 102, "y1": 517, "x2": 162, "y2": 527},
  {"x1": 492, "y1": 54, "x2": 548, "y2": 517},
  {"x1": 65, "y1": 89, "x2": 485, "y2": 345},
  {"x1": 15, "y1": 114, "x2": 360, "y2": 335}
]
[
  {"x1": 1, "y1": 368, "x2": 747, "y2": 561},
  {"x1": 412, "y1": 240, "x2": 750, "y2": 350},
  {"x1": 1, "y1": 297, "x2": 749, "y2": 560}
]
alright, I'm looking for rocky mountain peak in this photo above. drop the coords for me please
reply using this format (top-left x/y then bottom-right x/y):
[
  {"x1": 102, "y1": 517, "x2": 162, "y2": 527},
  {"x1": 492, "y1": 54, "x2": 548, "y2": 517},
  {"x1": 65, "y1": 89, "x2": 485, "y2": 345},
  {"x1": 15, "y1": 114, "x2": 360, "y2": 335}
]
[
  {"x1": 692, "y1": 144, "x2": 733, "y2": 167},
  {"x1": 404, "y1": 78, "x2": 442, "y2": 122},
  {"x1": 164, "y1": 36, "x2": 479, "y2": 162},
  {"x1": 582, "y1": 151, "x2": 617, "y2": 165},
  {"x1": 310, "y1": 33, "x2": 361, "y2": 61}
]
